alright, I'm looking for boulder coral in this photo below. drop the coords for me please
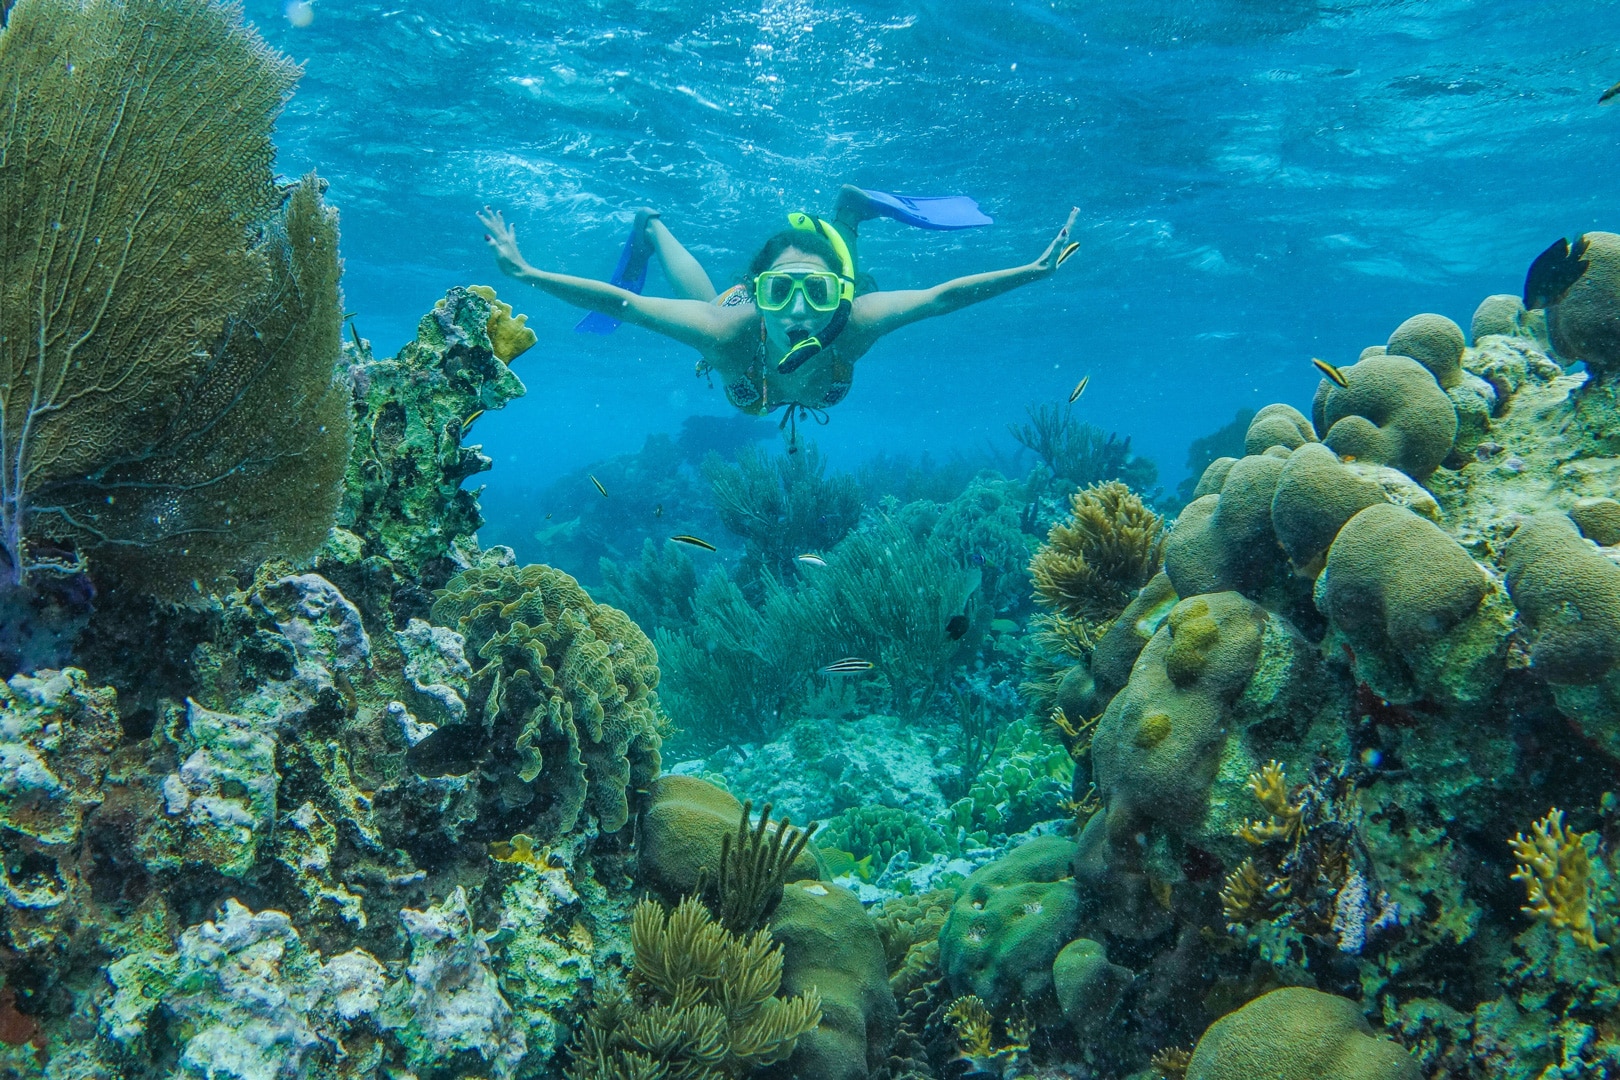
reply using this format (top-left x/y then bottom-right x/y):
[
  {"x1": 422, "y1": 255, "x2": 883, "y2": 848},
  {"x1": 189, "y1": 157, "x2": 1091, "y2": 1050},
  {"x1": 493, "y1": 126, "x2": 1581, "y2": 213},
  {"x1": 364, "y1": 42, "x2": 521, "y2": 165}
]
[
  {"x1": 1269, "y1": 443, "x2": 1388, "y2": 576},
  {"x1": 1315, "y1": 354, "x2": 1458, "y2": 480},
  {"x1": 1162, "y1": 455, "x2": 1289, "y2": 599},
  {"x1": 425, "y1": 560, "x2": 664, "y2": 843},
  {"x1": 636, "y1": 775, "x2": 822, "y2": 906},
  {"x1": 1317, "y1": 502, "x2": 1509, "y2": 706},
  {"x1": 1186, "y1": 987, "x2": 1418, "y2": 1080},
  {"x1": 1243, "y1": 403, "x2": 1317, "y2": 456},
  {"x1": 770, "y1": 881, "x2": 898, "y2": 1080},
  {"x1": 1503, "y1": 513, "x2": 1620, "y2": 686},
  {"x1": 938, "y1": 836, "x2": 1081, "y2": 1019}
]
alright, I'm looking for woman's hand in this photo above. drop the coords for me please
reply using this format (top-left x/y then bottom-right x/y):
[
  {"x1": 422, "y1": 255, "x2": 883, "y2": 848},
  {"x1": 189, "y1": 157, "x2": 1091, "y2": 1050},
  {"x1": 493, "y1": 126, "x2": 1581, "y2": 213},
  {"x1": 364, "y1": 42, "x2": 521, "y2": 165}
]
[
  {"x1": 1030, "y1": 207, "x2": 1081, "y2": 277},
  {"x1": 478, "y1": 206, "x2": 534, "y2": 279}
]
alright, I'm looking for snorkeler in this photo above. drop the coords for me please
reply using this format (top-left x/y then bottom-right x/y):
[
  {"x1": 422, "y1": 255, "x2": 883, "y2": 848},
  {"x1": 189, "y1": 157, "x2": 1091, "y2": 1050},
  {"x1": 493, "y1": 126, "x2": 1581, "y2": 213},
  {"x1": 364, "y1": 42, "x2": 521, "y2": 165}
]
[{"x1": 477, "y1": 186, "x2": 1080, "y2": 445}]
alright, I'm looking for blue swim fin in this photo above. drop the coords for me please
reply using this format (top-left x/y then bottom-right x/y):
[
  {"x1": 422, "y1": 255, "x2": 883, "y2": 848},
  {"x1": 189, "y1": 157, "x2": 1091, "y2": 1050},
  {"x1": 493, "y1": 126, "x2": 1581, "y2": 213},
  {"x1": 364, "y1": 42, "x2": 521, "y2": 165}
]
[
  {"x1": 576, "y1": 210, "x2": 656, "y2": 335},
  {"x1": 856, "y1": 188, "x2": 993, "y2": 231}
]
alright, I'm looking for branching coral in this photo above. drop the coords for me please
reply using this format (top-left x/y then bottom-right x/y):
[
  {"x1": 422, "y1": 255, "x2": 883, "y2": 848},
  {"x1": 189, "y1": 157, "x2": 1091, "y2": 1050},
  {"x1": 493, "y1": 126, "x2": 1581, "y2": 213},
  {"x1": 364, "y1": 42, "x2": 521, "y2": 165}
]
[
  {"x1": 1220, "y1": 857, "x2": 1291, "y2": 927},
  {"x1": 564, "y1": 897, "x2": 821, "y2": 1080},
  {"x1": 1031, "y1": 481, "x2": 1167, "y2": 624},
  {"x1": 1237, "y1": 761, "x2": 1304, "y2": 845},
  {"x1": 0, "y1": 0, "x2": 352, "y2": 597},
  {"x1": 1509, "y1": 809, "x2": 1607, "y2": 951},
  {"x1": 943, "y1": 994, "x2": 1030, "y2": 1077},
  {"x1": 423, "y1": 560, "x2": 663, "y2": 843},
  {"x1": 798, "y1": 516, "x2": 981, "y2": 721}
]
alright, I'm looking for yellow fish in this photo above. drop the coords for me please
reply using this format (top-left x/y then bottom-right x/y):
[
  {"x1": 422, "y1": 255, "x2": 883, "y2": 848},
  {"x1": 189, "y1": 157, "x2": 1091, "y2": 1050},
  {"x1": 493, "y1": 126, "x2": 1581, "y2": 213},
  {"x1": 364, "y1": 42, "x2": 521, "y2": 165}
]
[
  {"x1": 461, "y1": 408, "x2": 485, "y2": 433},
  {"x1": 1056, "y1": 241, "x2": 1081, "y2": 267},
  {"x1": 1312, "y1": 357, "x2": 1349, "y2": 389},
  {"x1": 589, "y1": 474, "x2": 608, "y2": 497},
  {"x1": 670, "y1": 534, "x2": 717, "y2": 552}
]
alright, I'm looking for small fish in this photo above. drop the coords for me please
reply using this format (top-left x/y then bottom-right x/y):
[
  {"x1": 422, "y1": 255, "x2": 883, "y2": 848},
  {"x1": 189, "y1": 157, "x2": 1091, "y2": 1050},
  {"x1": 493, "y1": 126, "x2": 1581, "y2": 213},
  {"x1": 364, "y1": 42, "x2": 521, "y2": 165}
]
[
  {"x1": 347, "y1": 317, "x2": 362, "y2": 351},
  {"x1": 589, "y1": 474, "x2": 608, "y2": 497},
  {"x1": 653, "y1": 504, "x2": 664, "y2": 518},
  {"x1": 461, "y1": 408, "x2": 485, "y2": 433},
  {"x1": 797, "y1": 553, "x2": 828, "y2": 568},
  {"x1": 1524, "y1": 234, "x2": 1591, "y2": 309},
  {"x1": 1601, "y1": 79, "x2": 1620, "y2": 104},
  {"x1": 1068, "y1": 373, "x2": 1090, "y2": 403},
  {"x1": 1312, "y1": 357, "x2": 1349, "y2": 389},
  {"x1": 818, "y1": 657, "x2": 875, "y2": 676},
  {"x1": 1056, "y1": 241, "x2": 1081, "y2": 267},
  {"x1": 946, "y1": 613, "x2": 969, "y2": 640},
  {"x1": 990, "y1": 618, "x2": 1020, "y2": 634},
  {"x1": 670, "y1": 534, "x2": 717, "y2": 552}
]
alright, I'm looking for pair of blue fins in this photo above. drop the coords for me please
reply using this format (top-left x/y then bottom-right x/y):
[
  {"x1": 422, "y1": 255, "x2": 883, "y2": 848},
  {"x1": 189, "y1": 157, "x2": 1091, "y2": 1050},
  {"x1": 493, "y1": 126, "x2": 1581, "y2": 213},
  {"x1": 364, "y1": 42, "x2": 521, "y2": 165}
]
[{"x1": 575, "y1": 188, "x2": 994, "y2": 334}]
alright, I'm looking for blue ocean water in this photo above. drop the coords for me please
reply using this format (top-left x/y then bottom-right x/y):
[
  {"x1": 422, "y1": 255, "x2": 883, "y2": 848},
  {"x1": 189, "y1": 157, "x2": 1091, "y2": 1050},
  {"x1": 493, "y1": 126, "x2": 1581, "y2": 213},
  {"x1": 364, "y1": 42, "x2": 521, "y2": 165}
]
[{"x1": 253, "y1": 0, "x2": 1620, "y2": 509}]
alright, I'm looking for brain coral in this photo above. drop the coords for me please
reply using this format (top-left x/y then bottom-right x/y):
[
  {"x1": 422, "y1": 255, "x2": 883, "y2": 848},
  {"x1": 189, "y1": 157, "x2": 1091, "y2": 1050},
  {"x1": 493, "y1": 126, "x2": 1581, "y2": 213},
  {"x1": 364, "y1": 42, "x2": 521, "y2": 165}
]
[
  {"x1": 1317, "y1": 503, "x2": 1507, "y2": 705},
  {"x1": 1162, "y1": 455, "x2": 1288, "y2": 598},
  {"x1": 1269, "y1": 443, "x2": 1387, "y2": 576},
  {"x1": 424, "y1": 561, "x2": 662, "y2": 842},
  {"x1": 1504, "y1": 513, "x2": 1620, "y2": 685},
  {"x1": 1186, "y1": 987, "x2": 1418, "y2": 1080},
  {"x1": 1547, "y1": 230, "x2": 1620, "y2": 377},
  {"x1": 1244, "y1": 404, "x2": 1316, "y2": 456},
  {"x1": 1317, "y1": 354, "x2": 1458, "y2": 480},
  {"x1": 1387, "y1": 313, "x2": 1466, "y2": 390}
]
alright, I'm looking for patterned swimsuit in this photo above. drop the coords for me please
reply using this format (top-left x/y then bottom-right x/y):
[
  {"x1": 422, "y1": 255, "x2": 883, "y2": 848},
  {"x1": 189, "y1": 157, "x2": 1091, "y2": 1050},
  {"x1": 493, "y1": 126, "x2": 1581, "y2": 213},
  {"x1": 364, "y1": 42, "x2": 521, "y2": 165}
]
[{"x1": 707, "y1": 284, "x2": 854, "y2": 417}]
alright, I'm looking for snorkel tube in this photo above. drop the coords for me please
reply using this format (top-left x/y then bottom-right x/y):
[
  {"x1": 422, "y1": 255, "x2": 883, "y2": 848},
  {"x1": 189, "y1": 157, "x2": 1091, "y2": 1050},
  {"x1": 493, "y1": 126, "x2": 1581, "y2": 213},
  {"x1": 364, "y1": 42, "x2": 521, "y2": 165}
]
[{"x1": 774, "y1": 212, "x2": 857, "y2": 374}]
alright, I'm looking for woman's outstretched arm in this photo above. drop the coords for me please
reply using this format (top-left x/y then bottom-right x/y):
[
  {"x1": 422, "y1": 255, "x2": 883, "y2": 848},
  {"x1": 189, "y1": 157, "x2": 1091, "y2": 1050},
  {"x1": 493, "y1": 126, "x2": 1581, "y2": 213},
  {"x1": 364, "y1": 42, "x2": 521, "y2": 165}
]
[
  {"x1": 478, "y1": 207, "x2": 731, "y2": 350},
  {"x1": 849, "y1": 207, "x2": 1080, "y2": 340}
]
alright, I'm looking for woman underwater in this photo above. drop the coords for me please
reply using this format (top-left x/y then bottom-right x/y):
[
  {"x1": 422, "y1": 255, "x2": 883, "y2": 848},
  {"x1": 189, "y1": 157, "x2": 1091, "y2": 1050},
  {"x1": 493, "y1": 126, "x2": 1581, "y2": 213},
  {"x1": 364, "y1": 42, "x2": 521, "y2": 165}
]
[{"x1": 478, "y1": 186, "x2": 1079, "y2": 445}]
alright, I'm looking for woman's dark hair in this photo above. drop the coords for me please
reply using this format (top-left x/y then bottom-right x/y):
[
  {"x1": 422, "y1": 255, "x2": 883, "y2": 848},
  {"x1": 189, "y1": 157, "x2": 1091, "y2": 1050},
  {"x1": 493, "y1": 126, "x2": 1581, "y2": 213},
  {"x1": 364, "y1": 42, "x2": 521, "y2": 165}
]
[{"x1": 745, "y1": 227, "x2": 842, "y2": 279}]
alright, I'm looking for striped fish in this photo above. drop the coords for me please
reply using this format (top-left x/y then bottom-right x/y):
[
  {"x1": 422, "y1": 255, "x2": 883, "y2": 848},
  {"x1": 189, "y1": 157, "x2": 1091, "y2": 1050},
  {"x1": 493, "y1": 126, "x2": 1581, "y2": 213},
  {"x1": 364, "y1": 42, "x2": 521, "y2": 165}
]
[
  {"x1": 818, "y1": 657, "x2": 875, "y2": 676},
  {"x1": 670, "y1": 535, "x2": 717, "y2": 552}
]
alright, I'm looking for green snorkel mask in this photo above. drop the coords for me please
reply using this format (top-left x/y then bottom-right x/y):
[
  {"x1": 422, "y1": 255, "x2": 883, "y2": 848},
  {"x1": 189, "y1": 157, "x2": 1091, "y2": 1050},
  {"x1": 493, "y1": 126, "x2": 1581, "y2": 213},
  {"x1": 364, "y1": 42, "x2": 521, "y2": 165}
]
[{"x1": 768, "y1": 211, "x2": 856, "y2": 375}]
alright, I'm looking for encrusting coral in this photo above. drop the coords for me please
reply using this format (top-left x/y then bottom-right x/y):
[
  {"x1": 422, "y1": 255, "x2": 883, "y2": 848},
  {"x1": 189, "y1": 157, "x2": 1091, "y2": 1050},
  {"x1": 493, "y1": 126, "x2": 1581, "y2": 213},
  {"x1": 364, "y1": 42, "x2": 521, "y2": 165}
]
[
  {"x1": 1509, "y1": 809, "x2": 1606, "y2": 951},
  {"x1": 0, "y1": 0, "x2": 352, "y2": 598},
  {"x1": 564, "y1": 896, "x2": 822, "y2": 1080}
]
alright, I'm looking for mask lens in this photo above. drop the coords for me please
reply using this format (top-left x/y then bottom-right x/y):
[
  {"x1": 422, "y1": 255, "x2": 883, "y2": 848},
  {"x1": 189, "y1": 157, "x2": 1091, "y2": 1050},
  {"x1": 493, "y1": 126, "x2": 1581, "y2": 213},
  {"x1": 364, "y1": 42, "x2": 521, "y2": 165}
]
[
  {"x1": 802, "y1": 273, "x2": 838, "y2": 310},
  {"x1": 757, "y1": 272, "x2": 794, "y2": 310}
]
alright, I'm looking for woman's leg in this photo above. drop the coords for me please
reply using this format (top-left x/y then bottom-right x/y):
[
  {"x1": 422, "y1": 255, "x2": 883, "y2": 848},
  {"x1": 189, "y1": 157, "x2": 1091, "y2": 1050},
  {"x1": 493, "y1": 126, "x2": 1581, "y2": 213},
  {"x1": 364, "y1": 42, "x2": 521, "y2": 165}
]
[
  {"x1": 643, "y1": 213, "x2": 718, "y2": 301},
  {"x1": 832, "y1": 185, "x2": 877, "y2": 292}
]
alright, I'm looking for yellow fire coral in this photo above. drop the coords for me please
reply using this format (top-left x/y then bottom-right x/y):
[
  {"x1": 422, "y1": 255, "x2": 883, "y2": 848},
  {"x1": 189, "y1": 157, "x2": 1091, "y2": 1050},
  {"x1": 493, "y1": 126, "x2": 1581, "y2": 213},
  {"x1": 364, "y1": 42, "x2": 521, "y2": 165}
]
[
  {"x1": 1220, "y1": 857, "x2": 1290, "y2": 927},
  {"x1": 1509, "y1": 808, "x2": 1607, "y2": 951},
  {"x1": 1030, "y1": 481, "x2": 1167, "y2": 623},
  {"x1": 1237, "y1": 761, "x2": 1304, "y2": 845},
  {"x1": 944, "y1": 994, "x2": 1029, "y2": 1076},
  {"x1": 467, "y1": 284, "x2": 537, "y2": 362}
]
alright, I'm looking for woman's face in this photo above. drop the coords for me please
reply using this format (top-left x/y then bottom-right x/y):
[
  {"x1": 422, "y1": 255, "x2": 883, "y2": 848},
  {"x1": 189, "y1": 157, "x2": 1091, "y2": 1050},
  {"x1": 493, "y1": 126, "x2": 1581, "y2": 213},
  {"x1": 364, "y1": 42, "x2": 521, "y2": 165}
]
[{"x1": 760, "y1": 248, "x2": 838, "y2": 353}]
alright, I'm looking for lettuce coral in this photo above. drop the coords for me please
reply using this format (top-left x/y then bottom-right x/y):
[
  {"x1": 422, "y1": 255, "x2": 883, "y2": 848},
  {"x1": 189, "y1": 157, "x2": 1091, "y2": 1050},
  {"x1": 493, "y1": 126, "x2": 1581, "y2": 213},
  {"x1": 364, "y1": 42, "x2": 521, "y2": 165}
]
[{"x1": 426, "y1": 560, "x2": 663, "y2": 842}]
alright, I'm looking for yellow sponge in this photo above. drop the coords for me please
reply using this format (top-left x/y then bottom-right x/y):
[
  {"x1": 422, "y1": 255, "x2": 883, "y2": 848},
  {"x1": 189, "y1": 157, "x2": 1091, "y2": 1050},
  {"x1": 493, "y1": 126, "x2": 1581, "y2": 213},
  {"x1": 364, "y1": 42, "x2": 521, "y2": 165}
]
[{"x1": 467, "y1": 284, "x2": 536, "y2": 362}]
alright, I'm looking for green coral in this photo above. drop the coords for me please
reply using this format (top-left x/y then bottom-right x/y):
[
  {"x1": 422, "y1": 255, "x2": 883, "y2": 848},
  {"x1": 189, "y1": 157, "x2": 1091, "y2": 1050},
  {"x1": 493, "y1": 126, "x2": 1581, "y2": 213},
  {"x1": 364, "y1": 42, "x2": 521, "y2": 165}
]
[
  {"x1": 820, "y1": 805, "x2": 948, "y2": 870},
  {"x1": 0, "y1": 0, "x2": 352, "y2": 597},
  {"x1": 566, "y1": 896, "x2": 822, "y2": 1080},
  {"x1": 942, "y1": 717, "x2": 1074, "y2": 843},
  {"x1": 703, "y1": 443, "x2": 861, "y2": 590},
  {"x1": 938, "y1": 836, "x2": 1082, "y2": 1021},
  {"x1": 427, "y1": 560, "x2": 663, "y2": 843}
]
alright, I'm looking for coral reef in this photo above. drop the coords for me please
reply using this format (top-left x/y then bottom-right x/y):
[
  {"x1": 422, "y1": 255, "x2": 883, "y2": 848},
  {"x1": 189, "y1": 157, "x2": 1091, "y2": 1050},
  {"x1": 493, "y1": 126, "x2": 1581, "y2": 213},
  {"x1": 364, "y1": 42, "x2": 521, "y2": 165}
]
[
  {"x1": 1031, "y1": 482, "x2": 1166, "y2": 623},
  {"x1": 1009, "y1": 401, "x2": 1160, "y2": 496}
]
